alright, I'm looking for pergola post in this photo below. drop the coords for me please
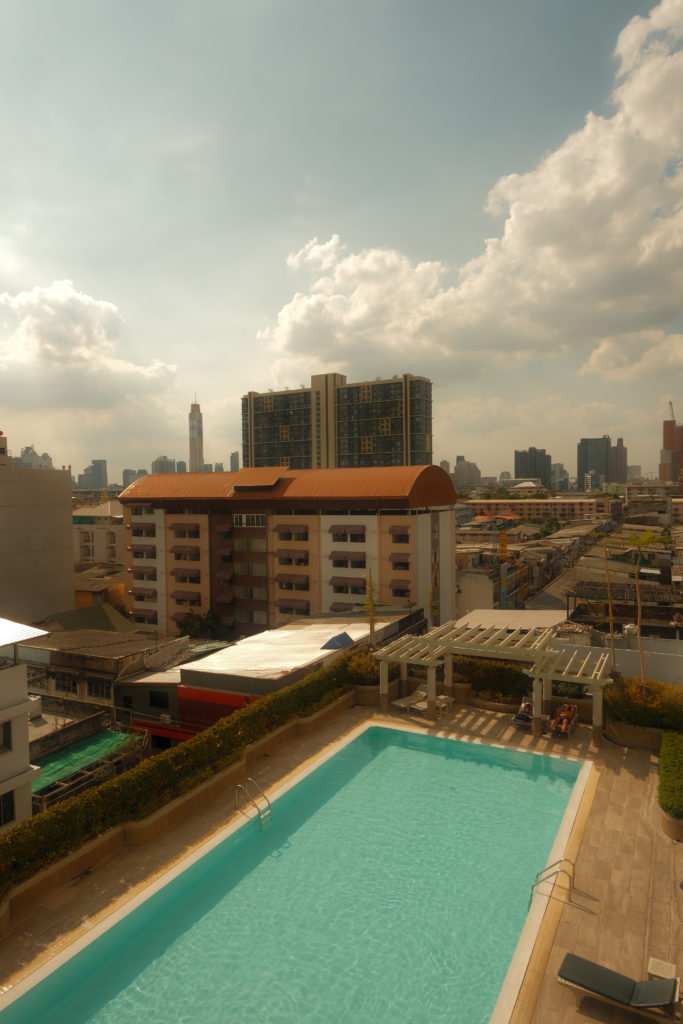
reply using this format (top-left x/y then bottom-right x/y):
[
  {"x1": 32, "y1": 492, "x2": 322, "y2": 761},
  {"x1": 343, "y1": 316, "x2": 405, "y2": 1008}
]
[
  {"x1": 379, "y1": 660, "x2": 390, "y2": 713},
  {"x1": 542, "y1": 675, "x2": 553, "y2": 715},
  {"x1": 427, "y1": 665, "x2": 437, "y2": 716},
  {"x1": 399, "y1": 660, "x2": 408, "y2": 696},
  {"x1": 591, "y1": 685, "x2": 604, "y2": 745},
  {"x1": 532, "y1": 676, "x2": 544, "y2": 736},
  {"x1": 444, "y1": 654, "x2": 453, "y2": 697}
]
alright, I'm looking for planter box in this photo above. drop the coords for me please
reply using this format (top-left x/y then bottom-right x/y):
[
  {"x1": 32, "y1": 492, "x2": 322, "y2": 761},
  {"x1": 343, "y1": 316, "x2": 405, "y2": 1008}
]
[
  {"x1": 354, "y1": 681, "x2": 400, "y2": 707},
  {"x1": 661, "y1": 809, "x2": 683, "y2": 842},
  {"x1": 604, "y1": 719, "x2": 663, "y2": 752},
  {"x1": 452, "y1": 682, "x2": 471, "y2": 705},
  {"x1": 471, "y1": 696, "x2": 519, "y2": 714}
]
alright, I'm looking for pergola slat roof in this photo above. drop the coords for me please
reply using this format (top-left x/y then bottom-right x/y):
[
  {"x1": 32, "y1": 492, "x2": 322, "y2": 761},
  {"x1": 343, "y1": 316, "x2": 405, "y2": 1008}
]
[{"x1": 376, "y1": 619, "x2": 612, "y2": 689}]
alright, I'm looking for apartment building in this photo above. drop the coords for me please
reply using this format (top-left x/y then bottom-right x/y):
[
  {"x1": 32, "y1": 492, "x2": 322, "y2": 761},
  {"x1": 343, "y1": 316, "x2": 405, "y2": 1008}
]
[
  {"x1": 466, "y1": 497, "x2": 620, "y2": 521},
  {"x1": 73, "y1": 500, "x2": 124, "y2": 565},
  {"x1": 0, "y1": 618, "x2": 46, "y2": 831},
  {"x1": 119, "y1": 465, "x2": 456, "y2": 636},
  {"x1": 241, "y1": 372, "x2": 432, "y2": 469}
]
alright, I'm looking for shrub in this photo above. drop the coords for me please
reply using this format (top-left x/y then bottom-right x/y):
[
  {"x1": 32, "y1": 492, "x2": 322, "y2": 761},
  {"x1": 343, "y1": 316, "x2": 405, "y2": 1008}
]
[
  {"x1": 659, "y1": 732, "x2": 683, "y2": 819},
  {"x1": 0, "y1": 652, "x2": 356, "y2": 901},
  {"x1": 452, "y1": 656, "x2": 529, "y2": 701},
  {"x1": 605, "y1": 676, "x2": 683, "y2": 731}
]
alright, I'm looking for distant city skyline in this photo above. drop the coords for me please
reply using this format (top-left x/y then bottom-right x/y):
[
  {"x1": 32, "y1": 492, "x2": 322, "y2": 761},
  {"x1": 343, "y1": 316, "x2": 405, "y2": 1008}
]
[{"x1": 0, "y1": 1, "x2": 679, "y2": 476}]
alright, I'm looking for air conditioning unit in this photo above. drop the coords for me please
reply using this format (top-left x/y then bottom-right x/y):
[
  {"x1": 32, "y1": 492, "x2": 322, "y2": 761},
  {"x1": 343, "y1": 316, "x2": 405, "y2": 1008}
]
[{"x1": 159, "y1": 714, "x2": 172, "y2": 725}]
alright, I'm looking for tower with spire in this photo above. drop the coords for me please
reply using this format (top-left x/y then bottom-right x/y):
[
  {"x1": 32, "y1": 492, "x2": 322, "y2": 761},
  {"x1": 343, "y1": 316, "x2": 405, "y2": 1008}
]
[{"x1": 189, "y1": 398, "x2": 204, "y2": 473}]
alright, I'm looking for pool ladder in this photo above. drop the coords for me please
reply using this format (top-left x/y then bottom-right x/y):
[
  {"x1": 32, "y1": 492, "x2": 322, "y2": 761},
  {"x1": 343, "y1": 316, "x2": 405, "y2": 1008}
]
[
  {"x1": 528, "y1": 858, "x2": 575, "y2": 908},
  {"x1": 235, "y1": 777, "x2": 272, "y2": 829}
]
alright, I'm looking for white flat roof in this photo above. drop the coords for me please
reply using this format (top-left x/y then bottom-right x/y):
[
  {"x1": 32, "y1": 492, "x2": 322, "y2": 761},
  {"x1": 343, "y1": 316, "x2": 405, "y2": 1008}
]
[
  {"x1": 0, "y1": 617, "x2": 48, "y2": 647},
  {"x1": 182, "y1": 615, "x2": 402, "y2": 683},
  {"x1": 453, "y1": 609, "x2": 568, "y2": 631}
]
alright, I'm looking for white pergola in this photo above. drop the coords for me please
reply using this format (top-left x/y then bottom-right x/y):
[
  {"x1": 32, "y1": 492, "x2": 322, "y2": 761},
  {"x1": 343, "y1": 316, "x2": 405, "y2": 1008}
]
[{"x1": 374, "y1": 621, "x2": 612, "y2": 738}]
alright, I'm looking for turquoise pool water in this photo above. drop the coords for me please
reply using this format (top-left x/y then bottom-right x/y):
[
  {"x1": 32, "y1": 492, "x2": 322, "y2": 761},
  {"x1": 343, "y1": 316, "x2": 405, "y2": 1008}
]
[{"x1": 1, "y1": 727, "x2": 581, "y2": 1024}]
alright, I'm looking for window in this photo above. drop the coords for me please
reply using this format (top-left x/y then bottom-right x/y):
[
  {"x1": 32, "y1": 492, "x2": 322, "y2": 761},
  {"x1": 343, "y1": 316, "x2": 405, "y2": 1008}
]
[
  {"x1": 87, "y1": 680, "x2": 112, "y2": 700},
  {"x1": 349, "y1": 532, "x2": 364, "y2": 543},
  {"x1": 54, "y1": 675, "x2": 78, "y2": 694},
  {"x1": 393, "y1": 534, "x2": 410, "y2": 544},
  {"x1": 392, "y1": 587, "x2": 410, "y2": 598},
  {"x1": 360, "y1": 436, "x2": 373, "y2": 454},
  {"x1": 350, "y1": 558, "x2": 366, "y2": 569},
  {"x1": 149, "y1": 690, "x2": 170, "y2": 710},
  {"x1": 0, "y1": 790, "x2": 15, "y2": 827},
  {"x1": 0, "y1": 721, "x2": 11, "y2": 753},
  {"x1": 233, "y1": 514, "x2": 267, "y2": 527},
  {"x1": 392, "y1": 561, "x2": 410, "y2": 571},
  {"x1": 379, "y1": 417, "x2": 391, "y2": 435},
  {"x1": 279, "y1": 425, "x2": 290, "y2": 441}
]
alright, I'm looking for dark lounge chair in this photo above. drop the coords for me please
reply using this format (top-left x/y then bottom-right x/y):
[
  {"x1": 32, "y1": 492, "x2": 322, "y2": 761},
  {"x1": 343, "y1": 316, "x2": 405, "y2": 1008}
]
[{"x1": 558, "y1": 953, "x2": 681, "y2": 1020}]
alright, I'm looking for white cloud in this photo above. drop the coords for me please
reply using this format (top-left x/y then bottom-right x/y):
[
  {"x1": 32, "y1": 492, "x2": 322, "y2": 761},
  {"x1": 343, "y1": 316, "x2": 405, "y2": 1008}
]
[
  {"x1": 0, "y1": 280, "x2": 176, "y2": 409},
  {"x1": 581, "y1": 331, "x2": 683, "y2": 380},
  {"x1": 261, "y1": 0, "x2": 683, "y2": 386}
]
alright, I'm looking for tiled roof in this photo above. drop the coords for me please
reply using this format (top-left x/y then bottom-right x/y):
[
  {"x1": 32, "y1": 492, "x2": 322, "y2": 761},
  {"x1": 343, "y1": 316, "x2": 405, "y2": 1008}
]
[{"x1": 119, "y1": 465, "x2": 456, "y2": 507}]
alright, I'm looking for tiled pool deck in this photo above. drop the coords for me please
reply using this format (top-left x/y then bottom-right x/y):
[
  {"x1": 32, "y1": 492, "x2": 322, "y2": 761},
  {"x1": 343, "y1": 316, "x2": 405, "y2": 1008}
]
[{"x1": 1, "y1": 704, "x2": 681, "y2": 1023}]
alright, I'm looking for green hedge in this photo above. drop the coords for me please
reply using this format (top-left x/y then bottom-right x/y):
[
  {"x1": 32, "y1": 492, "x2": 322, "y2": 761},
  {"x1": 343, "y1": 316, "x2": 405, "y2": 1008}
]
[
  {"x1": 0, "y1": 655, "x2": 355, "y2": 901},
  {"x1": 605, "y1": 676, "x2": 683, "y2": 730},
  {"x1": 452, "y1": 656, "x2": 529, "y2": 702},
  {"x1": 659, "y1": 732, "x2": 683, "y2": 819}
]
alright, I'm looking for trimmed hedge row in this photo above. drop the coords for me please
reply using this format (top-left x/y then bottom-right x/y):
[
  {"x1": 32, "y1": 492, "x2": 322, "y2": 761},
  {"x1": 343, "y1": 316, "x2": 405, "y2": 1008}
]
[
  {"x1": 0, "y1": 653, "x2": 358, "y2": 901},
  {"x1": 659, "y1": 732, "x2": 683, "y2": 819},
  {"x1": 605, "y1": 676, "x2": 683, "y2": 731}
]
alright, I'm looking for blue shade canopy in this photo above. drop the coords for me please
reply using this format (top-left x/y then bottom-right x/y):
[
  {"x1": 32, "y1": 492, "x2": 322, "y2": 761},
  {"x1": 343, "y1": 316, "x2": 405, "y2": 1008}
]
[{"x1": 321, "y1": 632, "x2": 353, "y2": 650}]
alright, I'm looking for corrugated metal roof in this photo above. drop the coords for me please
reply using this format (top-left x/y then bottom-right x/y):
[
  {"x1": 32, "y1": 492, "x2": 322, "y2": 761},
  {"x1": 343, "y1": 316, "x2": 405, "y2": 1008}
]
[
  {"x1": 0, "y1": 617, "x2": 48, "y2": 646},
  {"x1": 119, "y1": 466, "x2": 456, "y2": 506}
]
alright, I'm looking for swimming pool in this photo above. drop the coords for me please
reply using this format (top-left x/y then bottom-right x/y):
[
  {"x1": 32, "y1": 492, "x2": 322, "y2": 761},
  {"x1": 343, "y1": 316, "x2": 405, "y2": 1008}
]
[{"x1": 0, "y1": 725, "x2": 585, "y2": 1024}]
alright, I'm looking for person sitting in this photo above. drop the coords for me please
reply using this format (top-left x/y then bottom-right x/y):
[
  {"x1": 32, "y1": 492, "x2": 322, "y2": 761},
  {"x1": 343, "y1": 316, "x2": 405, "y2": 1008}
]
[{"x1": 550, "y1": 704, "x2": 575, "y2": 736}]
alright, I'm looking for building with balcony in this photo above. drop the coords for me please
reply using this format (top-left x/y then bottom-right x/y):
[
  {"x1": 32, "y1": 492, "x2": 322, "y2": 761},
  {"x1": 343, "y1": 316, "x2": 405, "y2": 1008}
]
[
  {"x1": 0, "y1": 617, "x2": 47, "y2": 831},
  {"x1": 241, "y1": 372, "x2": 432, "y2": 469},
  {"x1": 466, "y1": 497, "x2": 620, "y2": 522},
  {"x1": 119, "y1": 465, "x2": 456, "y2": 636}
]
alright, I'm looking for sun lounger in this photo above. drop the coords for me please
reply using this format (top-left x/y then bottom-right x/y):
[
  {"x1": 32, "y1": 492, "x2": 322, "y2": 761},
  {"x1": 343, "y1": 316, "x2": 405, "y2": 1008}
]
[
  {"x1": 390, "y1": 686, "x2": 428, "y2": 711},
  {"x1": 512, "y1": 700, "x2": 534, "y2": 728},
  {"x1": 549, "y1": 703, "x2": 578, "y2": 738},
  {"x1": 411, "y1": 694, "x2": 453, "y2": 717},
  {"x1": 558, "y1": 953, "x2": 681, "y2": 1020}
]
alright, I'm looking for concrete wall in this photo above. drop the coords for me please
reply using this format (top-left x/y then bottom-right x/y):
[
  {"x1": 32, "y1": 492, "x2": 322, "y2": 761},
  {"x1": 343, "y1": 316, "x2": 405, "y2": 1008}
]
[
  {"x1": 0, "y1": 462, "x2": 72, "y2": 622},
  {"x1": 0, "y1": 664, "x2": 37, "y2": 830}
]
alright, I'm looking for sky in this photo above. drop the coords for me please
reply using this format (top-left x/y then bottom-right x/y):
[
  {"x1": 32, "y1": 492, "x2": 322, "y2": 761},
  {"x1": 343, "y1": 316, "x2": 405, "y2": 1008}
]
[{"x1": 1, "y1": 0, "x2": 682, "y2": 483}]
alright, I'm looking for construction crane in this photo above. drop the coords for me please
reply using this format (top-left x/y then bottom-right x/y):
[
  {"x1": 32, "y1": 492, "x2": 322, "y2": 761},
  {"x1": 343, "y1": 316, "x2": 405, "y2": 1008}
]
[{"x1": 669, "y1": 400, "x2": 676, "y2": 421}]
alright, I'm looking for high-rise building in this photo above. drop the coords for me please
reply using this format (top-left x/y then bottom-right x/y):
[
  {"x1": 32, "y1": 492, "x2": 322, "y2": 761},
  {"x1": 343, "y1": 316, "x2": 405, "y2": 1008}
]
[
  {"x1": 151, "y1": 455, "x2": 176, "y2": 474},
  {"x1": 551, "y1": 463, "x2": 569, "y2": 490},
  {"x1": 453, "y1": 457, "x2": 481, "y2": 489},
  {"x1": 242, "y1": 373, "x2": 432, "y2": 469},
  {"x1": 14, "y1": 445, "x2": 53, "y2": 470},
  {"x1": 77, "y1": 459, "x2": 108, "y2": 490},
  {"x1": 229, "y1": 451, "x2": 240, "y2": 472},
  {"x1": 608, "y1": 437, "x2": 628, "y2": 484},
  {"x1": 439, "y1": 459, "x2": 451, "y2": 474},
  {"x1": 176, "y1": 461, "x2": 187, "y2": 473},
  {"x1": 189, "y1": 402, "x2": 204, "y2": 473},
  {"x1": 214, "y1": 463, "x2": 224, "y2": 473},
  {"x1": 659, "y1": 406, "x2": 683, "y2": 482},
  {"x1": 122, "y1": 469, "x2": 138, "y2": 488},
  {"x1": 514, "y1": 447, "x2": 551, "y2": 489},
  {"x1": 577, "y1": 437, "x2": 610, "y2": 489}
]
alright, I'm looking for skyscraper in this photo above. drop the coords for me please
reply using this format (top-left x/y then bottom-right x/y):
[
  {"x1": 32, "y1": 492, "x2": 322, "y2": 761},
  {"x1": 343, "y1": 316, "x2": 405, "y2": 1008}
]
[
  {"x1": 229, "y1": 451, "x2": 240, "y2": 472},
  {"x1": 608, "y1": 438, "x2": 628, "y2": 484},
  {"x1": 189, "y1": 401, "x2": 204, "y2": 473},
  {"x1": 514, "y1": 447, "x2": 551, "y2": 489},
  {"x1": 577, "y1": 437, "x2": 610, "y2": 488},
  {"x1": 242, "y1": 372, "x2": 432, "y2": 469},
  {"x1": 659, "y1": 405, "x2": 683, "y2": 482}
]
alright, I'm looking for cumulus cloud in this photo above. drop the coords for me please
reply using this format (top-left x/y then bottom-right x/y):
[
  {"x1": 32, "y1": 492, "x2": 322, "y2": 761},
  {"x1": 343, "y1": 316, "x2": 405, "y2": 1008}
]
[
  {"x1": 261, "y1": 0, "x2": 683, "y2": 385},
  {"x1": 0, "y1": 280, "x2": 176, "y2": 409},
  {"x1": 581, "y1": 330, "x2": 683, "y2": 380}
]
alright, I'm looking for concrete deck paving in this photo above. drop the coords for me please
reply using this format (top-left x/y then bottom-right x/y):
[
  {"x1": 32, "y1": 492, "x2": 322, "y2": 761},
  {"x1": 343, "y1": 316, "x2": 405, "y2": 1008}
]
[{"x1": 1, "y1": 702, "x2": 681, "y2": 1024}]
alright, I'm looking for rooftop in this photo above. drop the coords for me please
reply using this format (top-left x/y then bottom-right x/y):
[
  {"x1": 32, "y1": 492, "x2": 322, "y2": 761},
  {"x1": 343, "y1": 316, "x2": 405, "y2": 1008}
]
[{"x1": 119, "y1": 465, "x2": 456, "y2": 507}]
